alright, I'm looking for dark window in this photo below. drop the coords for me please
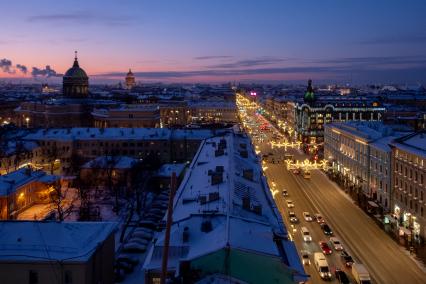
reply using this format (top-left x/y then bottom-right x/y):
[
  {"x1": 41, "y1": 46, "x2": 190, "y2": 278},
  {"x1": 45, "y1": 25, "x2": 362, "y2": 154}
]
[
  {"x1": 65, "y1": 271, "x2": 72, "y2": 284},
  {"x1": 29, "y1": 270, "x2": 38, "y2": 284}
]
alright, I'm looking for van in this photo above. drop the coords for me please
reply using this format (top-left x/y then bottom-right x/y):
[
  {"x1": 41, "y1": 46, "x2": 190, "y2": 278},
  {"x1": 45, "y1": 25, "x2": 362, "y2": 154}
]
[
  {"x1": 301, "y1": 227, "x2": 312, "y2": 242},
  {"x1": 314, "y1": 252, "x2": 332, "y2": 280},
  {"x1": 352, "y1": 263, "x2": 371, "y2": 284}
]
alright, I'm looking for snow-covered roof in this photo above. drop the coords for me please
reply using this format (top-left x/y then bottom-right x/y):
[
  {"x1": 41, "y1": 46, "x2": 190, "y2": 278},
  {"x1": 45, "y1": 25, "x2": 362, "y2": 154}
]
[
  {"x1": 22, "y1": 128, "x2": 219, "y2": 142},
  {"x1": 144, "y1": 132, "x2": 304, "y2": 280},
  {"x1": 156, "y1": 163, "x2": 186, "y2": 177},
  {"x1": 0, "y1": 168, "x2": 58, "y2": 197},
  {"x1": 0, "y1": 221, "x2": 117, "y2": 262},
  {"x1": 327, "y1": 121, "x2": 400, "y2": 141},
  {"x1": 81, "y1": 156, "x2": 139, "y2": 170},
  {"x1": 188, "y1": 101, "x2": 236, "y2": 108},
  {"x1": 392, "y1": 132, "x2": 426, "y2": 158}
]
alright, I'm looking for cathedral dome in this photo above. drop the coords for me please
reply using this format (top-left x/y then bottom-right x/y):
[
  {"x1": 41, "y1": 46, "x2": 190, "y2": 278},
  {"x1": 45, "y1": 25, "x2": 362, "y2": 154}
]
[
  {"x1": 64, "y1": 55, "x2": 88, "y2": 79},
  {"x1": 63, "y1": 52, "x2": 89, "y2": 98}
]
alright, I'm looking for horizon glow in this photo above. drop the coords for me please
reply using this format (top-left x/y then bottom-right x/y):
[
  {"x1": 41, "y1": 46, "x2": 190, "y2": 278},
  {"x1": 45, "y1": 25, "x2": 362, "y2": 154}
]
[{"x1": 1, "y1": 0, "x2": 426, "y2": 84}]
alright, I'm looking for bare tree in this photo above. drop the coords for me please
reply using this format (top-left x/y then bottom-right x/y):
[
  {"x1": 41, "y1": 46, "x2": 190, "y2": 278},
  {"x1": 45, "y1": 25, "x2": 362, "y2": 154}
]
[
  {"x1": 46, "y1": 142, "x2": 62, "y2": 174},
  {"x1": 49, "y1": 181, "x2": 76, "y2": 221}
]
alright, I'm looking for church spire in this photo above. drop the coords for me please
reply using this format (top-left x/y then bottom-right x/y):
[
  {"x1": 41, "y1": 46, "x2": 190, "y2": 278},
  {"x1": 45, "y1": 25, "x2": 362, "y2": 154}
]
[{"x1": 73, "y1": 51, "x2": 79, "y2": 68}]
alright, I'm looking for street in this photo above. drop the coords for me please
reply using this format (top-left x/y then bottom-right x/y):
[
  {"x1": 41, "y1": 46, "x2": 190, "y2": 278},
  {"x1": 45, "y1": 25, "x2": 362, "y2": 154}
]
[{"x1": 238, "y1": 98, "x2": 426, "y2": 283}]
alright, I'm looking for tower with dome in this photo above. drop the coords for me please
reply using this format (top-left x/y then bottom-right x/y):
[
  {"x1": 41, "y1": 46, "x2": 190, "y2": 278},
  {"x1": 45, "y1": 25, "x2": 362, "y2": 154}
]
[
  {"x1": 125, "y1": 69, "x2": 136, "y2": 90},
  {"x1": 63, "y1": 51, "x2": 89, "y2": 98}
]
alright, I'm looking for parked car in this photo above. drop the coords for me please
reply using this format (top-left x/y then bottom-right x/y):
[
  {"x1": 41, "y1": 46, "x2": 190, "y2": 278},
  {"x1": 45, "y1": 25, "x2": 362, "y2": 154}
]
[
  {"x1": 314, "y1": 213, "x2": 325, "y2": 223},
  {"x1": 286, "y1": 200, "x2": 294, "y2": 208},
  {"x1": 330, "y1": 237, "x2": 344, "y2": 251},
  {"x1": 289, "y1": 211, "x2": 299, "y2": 223},
  {"x1": 340, "y1": 250, "x2": 354, "y2": 267},
  {"x1": 282, "y1": 189, "x2": 288, "y2": 196},
  {"x1": 321, "y1": 223, "x2": 333, "y2": 235},
  {"x1": 335, "y1": 268, "x2": 350, "y2": 284},
  {"x1": 122, "y1": 242, "x2": 147, "y2": 253},
  {"x1": 303, "y1": 212, "x2": 313, "y2": 222},
  {"x1": 319, "y1": 241, "x2": 332, "y2": 255},
  {"x1": 301, "y1": 250, "x2": 310, "y2": 265}
]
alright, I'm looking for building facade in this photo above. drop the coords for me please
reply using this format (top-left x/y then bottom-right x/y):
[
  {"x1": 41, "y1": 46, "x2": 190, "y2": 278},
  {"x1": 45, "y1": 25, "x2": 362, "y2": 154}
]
[
  {"x1": 21, "y1": 128, "x2": 224, "y2": 174},
  {"x1": 0, "y1": 168, "x2": 59, "y2": 220},
  {"x1": 92, "y1": 105, "x2": 161, "y2": 128},
  {"x1": 324, "y1": 122, "x2": 408, "y2": 212},
  {"x1": 390, "y1": 132, "x2": 426, "y2": 240}
]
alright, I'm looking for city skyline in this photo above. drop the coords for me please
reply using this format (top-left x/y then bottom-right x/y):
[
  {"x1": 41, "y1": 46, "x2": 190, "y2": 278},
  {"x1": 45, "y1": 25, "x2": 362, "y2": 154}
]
[{"x1": 1, "y1": 0, "x2": 426, "y2": 84}]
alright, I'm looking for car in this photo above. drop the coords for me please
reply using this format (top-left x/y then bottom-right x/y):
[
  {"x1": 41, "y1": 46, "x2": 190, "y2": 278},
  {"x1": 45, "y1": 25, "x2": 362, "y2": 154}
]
[
  {"x1": 335, "y1": 268, "x2": 350, "y2": 284},
  {"x1": 314, "y1": 213, "x2": 325, "y2": 223},
  {"x1": 292, "y1": 168, "x2": 301, "y2": 175},
  {"x1": 303, "y1": 212, "x2": 313, "y2": 222},
  {"x1": 340, "y1": 250, "x2": 354, "y2": 267},
  {"x1": 301, "y1": 226, "x2": 312, "y2": 242},
  {"x1": 289, "y1": 211, "x2": 299, "y2": 223},
  {"x1": 282, "y1": 189, "x2": 288, "y2": 196},
  {"x1": 319, "y1": 241, "x2": 332, "y2": 255},
  {"x1": 321, "y1": 223, "x2": 333, "y2": 235},
  {"x1": 301, "y1": 250, "x2": 310, "y2": 265},
  {"x1": 329, "y1": 237, "x2": 344, "y2": 251},
  {"x1": 286, "y1": 200, "x2": 294, "y2": 208}
]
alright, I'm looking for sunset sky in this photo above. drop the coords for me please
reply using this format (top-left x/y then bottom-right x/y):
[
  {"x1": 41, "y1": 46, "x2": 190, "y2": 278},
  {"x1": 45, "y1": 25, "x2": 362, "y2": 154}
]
[{"x1": 1, "y1": 0, "x2": 426, "y2": 84}]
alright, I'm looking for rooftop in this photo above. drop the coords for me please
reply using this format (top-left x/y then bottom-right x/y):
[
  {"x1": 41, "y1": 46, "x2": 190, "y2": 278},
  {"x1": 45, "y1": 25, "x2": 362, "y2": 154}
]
[
  {"x1": 144, "y1": 132, "x2": 305, "y2": 282},
  {"x1": 22, "y1": 128, "x2": 222, "y2": 142},
  {"x1": 392, "y1": 132, "x2": 426, "y2": 158},
  {"x1": 0, "y1": 221, "x2": 116, "y2": 262},
  {"x1": 81, "y1": 156, "x2": 139, "y2": 170},
  {"x1": 0, "y1": 168, "x2": 58, "y2": 197}
]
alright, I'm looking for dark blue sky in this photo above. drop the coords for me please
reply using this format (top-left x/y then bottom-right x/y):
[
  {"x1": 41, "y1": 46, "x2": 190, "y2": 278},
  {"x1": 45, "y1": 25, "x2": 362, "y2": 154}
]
[{"x1": 1, "y1": 0, "x2": 426, "y2": 84}]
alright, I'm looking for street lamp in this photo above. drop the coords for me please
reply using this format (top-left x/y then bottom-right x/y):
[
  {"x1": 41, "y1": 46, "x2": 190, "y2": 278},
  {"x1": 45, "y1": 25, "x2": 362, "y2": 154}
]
[{"x1": 25, "y1": 117, "x2": 30, "y2": 128}]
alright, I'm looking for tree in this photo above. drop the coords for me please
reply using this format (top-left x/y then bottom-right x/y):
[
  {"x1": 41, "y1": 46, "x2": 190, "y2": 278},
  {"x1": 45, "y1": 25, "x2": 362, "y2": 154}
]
[
  {"x1": 73, "y1": 175, "x2": 96, "y2": 221},
  {"x1": 46, "y1": 142, "x2": 63, "y2": 174},
  {"x1": 49, "y1": 181, "x2": 76, "y2": 222}
]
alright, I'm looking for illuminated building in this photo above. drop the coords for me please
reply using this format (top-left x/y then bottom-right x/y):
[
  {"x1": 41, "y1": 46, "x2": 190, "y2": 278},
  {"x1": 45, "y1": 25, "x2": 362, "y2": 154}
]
[
  {"x1": 324, "y1": 121, "x2": 410, "y2": 212},
  {"x1": 390, "y1": 132, "x2": 426, "y2": 240},
  {"x1": 0, "y1": 167, "x2": 59, "y2": 220},
  {"x1": 125, "y1": 69, "x2": 136, "y2": 90},
  {"x1": 294, "y1": 80, "x2": 385, "y2": 157}
]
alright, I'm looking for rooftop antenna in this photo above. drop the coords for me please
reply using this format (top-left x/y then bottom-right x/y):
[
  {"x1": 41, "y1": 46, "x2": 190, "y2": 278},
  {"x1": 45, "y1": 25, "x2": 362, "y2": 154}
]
[{"x1": 74, "y1": 50, "x2": 78, "y2": 61}]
